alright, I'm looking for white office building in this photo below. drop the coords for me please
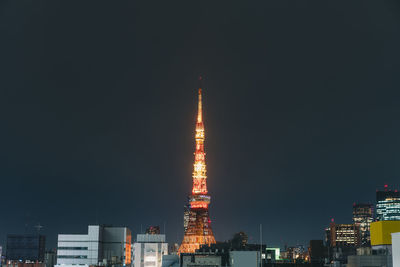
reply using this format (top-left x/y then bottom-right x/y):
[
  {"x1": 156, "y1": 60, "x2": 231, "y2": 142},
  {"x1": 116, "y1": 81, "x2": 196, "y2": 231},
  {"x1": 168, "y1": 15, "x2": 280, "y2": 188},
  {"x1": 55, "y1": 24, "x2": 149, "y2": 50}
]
[
  {"x1": 133, "y1": 234, "x2": 167, "y2": 267},
  {"x1": 55, "y1": 225, "x2": 132, "y2": 267}
]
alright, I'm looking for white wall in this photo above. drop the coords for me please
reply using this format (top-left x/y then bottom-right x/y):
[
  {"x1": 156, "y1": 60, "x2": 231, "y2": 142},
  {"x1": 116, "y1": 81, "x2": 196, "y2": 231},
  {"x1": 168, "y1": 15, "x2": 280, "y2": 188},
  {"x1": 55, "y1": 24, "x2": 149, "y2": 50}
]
[
  {"x1": 392, "y1": 232, "x2": 400, "y2": 267},
  {"x1": 133, "y1": 235, "x2": 167, "y2": 267},
  {"x1": 56, "y1": 225, "x2": 101, "y2": 267}
]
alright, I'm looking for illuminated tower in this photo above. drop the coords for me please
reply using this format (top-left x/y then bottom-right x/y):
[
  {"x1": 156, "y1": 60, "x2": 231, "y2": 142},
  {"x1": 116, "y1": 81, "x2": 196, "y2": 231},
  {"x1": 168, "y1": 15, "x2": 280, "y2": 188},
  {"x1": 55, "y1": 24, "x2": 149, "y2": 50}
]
[{"x1": 178, "y1": 86, "x2": 216, "y2": 254}]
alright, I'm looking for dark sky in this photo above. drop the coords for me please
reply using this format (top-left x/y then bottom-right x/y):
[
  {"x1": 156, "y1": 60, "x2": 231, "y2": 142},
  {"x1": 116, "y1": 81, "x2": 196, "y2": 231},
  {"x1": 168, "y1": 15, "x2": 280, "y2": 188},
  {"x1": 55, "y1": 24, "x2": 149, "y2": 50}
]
[{"x1": 1, "y1": 1, "x2": 400, "y2": 249}]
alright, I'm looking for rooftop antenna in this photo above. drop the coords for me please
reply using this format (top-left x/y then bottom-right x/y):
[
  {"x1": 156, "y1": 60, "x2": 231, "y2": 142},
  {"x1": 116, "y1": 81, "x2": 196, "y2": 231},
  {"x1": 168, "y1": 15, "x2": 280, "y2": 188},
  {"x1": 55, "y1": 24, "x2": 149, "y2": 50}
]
[{"x1": 260, "y1": 224, "x2": 263, "y2": 267}]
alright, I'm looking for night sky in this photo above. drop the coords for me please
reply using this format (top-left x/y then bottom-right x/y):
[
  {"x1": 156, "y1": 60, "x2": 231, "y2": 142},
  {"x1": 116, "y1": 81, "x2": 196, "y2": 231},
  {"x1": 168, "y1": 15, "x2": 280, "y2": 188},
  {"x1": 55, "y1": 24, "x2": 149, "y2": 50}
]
[{"x1": 1, "y1": 1, "x2": 400, "y2": 249}]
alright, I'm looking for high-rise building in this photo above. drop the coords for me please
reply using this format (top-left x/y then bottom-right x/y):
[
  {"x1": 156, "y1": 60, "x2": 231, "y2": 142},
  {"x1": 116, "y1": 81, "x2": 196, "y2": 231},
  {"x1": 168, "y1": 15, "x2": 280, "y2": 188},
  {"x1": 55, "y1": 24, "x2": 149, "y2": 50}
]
[
  {"x1": 133, "y1": 234, "x2": 167, "y2": 267},
  {"x1": 178, "y1": 85, "x2": 216, "y2": 253},
  {"x1": 55, "y1": 225, "x2": 132, "y2": 267},
  {"x1": 328, "y1": 223, "x2": 360, "y2": 248},
  {"x1": 376, "y1": 185, "x2": 400, "y2": 221},
  {"x1": 352, "y1": 203, "x2": 374, "y2": 246},
  {"x1": 6, "y1": 235, "x2": 46, "y2": 262}
]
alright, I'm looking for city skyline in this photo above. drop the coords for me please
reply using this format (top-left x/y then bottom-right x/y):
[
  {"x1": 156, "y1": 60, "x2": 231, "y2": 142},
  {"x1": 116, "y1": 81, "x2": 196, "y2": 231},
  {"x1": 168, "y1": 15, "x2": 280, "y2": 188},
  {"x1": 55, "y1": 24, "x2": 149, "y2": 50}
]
[{"x1": 1, "y1": 1, "x2": 400, "y2": 251}]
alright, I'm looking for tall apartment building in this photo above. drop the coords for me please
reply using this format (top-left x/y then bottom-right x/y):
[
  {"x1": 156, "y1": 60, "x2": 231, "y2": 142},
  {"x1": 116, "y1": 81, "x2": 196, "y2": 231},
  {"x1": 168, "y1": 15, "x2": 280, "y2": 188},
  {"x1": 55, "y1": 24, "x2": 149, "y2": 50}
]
[
  {"x1": 133, "y1": 234, "x2": 167, "y2": 267},
  {"x1": 353, "y1": 203, "x2": 374, "y2": 246},
  {"x1": 376, "y1": 186, "x2": 400, "y2": 221},
  {"x1": 55, "y1": 225, "x2": 131, "y2": 267}
]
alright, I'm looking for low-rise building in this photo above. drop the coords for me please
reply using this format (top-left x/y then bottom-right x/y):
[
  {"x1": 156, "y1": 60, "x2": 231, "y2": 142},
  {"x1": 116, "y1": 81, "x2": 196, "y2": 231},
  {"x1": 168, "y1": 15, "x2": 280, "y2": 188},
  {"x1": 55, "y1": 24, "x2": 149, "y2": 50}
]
[
  {"x1": 346, "y1": 221, "x2": 400, "y2": 267},
  {"x1": 55, "y1": 225, "x2": 132, "y2": 267},
  {"x1": 133, "y1": 234, "x2": 167, "y2": 267},
  {"x1": 181, "y1": 253, "x2": 222, "y2": 267},
  {"x1": 229, "y1": 251, "x2": 260, "y2": 267},
  {"x1": 370, "y1": 220, "x2": 400, "y2": 254}
]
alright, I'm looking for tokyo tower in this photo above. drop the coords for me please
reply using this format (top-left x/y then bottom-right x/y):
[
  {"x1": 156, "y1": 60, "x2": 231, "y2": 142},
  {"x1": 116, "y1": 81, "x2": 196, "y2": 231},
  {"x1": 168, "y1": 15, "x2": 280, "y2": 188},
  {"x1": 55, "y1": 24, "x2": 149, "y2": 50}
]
[{"x1": 178, "y1": 83, "x2": 216, "y2": 254}]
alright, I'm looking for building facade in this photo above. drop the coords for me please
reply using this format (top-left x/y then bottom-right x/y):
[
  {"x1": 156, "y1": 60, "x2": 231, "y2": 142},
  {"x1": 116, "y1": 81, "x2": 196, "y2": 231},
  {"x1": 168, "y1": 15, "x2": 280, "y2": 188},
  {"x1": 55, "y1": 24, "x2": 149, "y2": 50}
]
[
  {"x1": 180, "y1": 253, "x2": 222, "y2": 267},
  {"x1": 55, "y1": 225, "x2": 131, "y2": 267},
  {"x1": 133, "y1": 234, "x2": 167, "y2": 267},
  {"x1": 44, "y1": 251, "x2": 56, "y2": 267},
  {"x1": 230, "y1": 251, "x2": 260, "y2": 267},
  {"x1": 352, "y1": 203, "x2": 373, "y2": 247},
  {"x1": 376, "y1": 186, "x2": 400, "y2": 221},
  {"x1": 6, "y1": 235, "x2": 46, "y2": 262},
  {"x1": 328, "y1": 223, "x2": 360, "y2": 248},
  {"x1": 392, "y1": 232, "x2": 400, "y2": 267},
  {"x1": 370, "y1": 220, "x2": 400, "y2": 252}
]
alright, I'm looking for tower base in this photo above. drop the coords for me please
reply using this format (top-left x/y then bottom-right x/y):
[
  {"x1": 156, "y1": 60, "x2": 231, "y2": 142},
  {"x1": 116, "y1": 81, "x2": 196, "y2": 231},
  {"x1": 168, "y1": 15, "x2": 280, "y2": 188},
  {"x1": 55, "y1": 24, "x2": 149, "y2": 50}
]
[{"x1": 179, "y1": 208, "x2": 216, "y2": 253}]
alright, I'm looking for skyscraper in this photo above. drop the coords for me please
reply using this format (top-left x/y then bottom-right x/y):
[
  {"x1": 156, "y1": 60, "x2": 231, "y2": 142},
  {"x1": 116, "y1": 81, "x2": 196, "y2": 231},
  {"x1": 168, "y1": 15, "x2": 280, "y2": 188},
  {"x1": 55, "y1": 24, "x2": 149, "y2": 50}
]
[
  {"x1": 376, "y1": 185, "x2": 400, "y2": 221},
  {"x1": 352, "y1": 203, "x2": 373, "y2": 247},
  {"x1": 178, "y1": 86, "x2": 216, "y2": 254}
]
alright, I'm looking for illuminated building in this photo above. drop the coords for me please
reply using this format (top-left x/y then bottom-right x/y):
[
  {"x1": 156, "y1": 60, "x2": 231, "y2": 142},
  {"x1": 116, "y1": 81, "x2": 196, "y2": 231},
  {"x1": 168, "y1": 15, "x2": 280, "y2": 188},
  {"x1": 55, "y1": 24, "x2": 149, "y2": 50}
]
[
  {"x1": 133, "y1": 234, "x2": 167, "y2": 267},
  {"x1": 352, "y1": 203, "x2": 373, "y2": 246},
  {"x1": 376, "y1": 185, "x2": 400, "y2": 221},
  {"x1": 328, "y1": 222, "x2": 360, "y2": 248},
  {"x1": 146, "y1": 226, "x2": 160, "y2": 235},
  {"x1": 178, "y1": 85, "x2": 216, "y2": 254},
  {"x1": 325, "y1": 222, "x2": 360, "y2": 264},
  {"x1": 55, "y1": 225, "x2": 132, "y2": 267}
]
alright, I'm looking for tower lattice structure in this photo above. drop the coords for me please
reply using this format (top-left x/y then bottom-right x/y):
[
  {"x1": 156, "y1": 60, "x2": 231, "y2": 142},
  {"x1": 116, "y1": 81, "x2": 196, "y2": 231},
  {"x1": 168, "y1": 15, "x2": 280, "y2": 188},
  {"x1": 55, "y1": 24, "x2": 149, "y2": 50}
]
[{"x1": 178, "y1": 87, "x2": 216, "y2": 254}]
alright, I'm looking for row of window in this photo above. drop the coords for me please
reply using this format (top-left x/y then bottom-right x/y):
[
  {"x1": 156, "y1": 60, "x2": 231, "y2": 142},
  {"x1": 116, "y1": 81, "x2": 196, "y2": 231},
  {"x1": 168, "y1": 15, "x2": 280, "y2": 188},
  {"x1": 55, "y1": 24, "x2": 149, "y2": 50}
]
[
  {"x1": 57, "y1": 256, "x2": 88, "y2": 259},
  {"x1": 58, "y1": 247, "x2": 88, "y2": 250}
]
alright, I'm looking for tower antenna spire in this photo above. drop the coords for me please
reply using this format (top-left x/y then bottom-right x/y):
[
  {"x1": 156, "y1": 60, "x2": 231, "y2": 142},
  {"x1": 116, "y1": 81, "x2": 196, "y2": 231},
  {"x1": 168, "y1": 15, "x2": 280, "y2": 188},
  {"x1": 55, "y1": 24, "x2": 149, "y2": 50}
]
[{"x1": 197, "y1": 76, "x2": 203, "y2": 123}]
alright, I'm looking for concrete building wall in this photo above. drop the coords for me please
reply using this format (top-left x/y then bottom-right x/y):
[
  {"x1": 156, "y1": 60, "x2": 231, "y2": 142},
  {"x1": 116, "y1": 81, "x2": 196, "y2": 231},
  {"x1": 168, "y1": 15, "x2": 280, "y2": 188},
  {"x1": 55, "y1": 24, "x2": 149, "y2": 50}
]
[
  {"x1": 347, "y1": 255, "x2": 392, "y2": 267},
  {"x1": 133, "y1": 235, "x2": 167, "y2": 267},
  {"x1": 55, "y1": 225, "x2": 131, "y2": 267},
  {"x1": 392, "y1": 232, "x2": 400, "y2": 267},
  {"x1": 56, "y1": 226, "x2": 101, "y2": 267},
  {"x1": 181, "y1": 254, "x2": 221, "y2": 267},
  {"x1": 230, "y1": 251, "x2": 259, "y2": 267}
]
